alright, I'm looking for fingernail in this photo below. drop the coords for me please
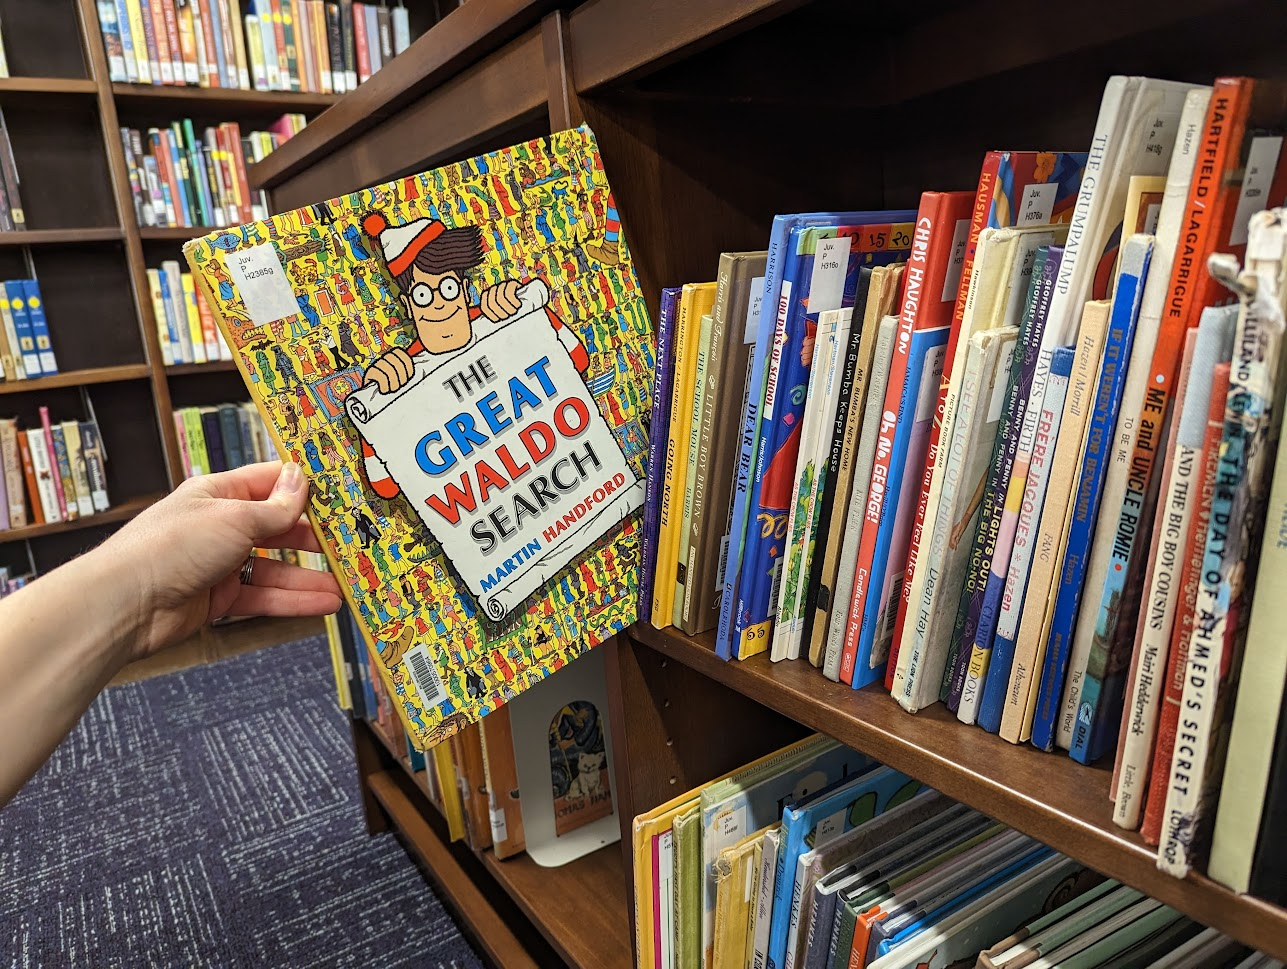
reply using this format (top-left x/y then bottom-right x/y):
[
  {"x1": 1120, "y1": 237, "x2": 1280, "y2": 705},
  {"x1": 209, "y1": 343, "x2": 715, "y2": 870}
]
[{"x1": 274, "y1": 461, "x2": 305, "y2": 495}]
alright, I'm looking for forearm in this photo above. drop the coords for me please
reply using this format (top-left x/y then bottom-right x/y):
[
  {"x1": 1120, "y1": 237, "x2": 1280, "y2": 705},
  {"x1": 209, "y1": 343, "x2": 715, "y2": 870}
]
[{"x1": 0, "y1": 544, "x2": 146, "y2": 805}]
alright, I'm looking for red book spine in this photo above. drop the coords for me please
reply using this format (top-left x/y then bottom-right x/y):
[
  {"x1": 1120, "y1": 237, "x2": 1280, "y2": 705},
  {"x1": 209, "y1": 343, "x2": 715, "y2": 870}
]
[
  {"x1": 884, "y1": 189, "x2": 975, "y2": 689},
  {"x1": 224, "y1": 122, "x2": 253, "y2": 223},
  {"x1": 197, "y1": 0, "x2": 221, "y2": 86},
  {"x1": 352, "y1": 2, "x2": 370, "y2": 82},
  {"x1": 148, "y1": 0, "x2": 174, "y2": 83},
  {"x1": 16, "y1": 431, "x2": 42, "y2": 526},
  {"x1": 38, "y1": 407, "x2": 67, "y2": 521},
  {"x1": 1140, "y1": 361, "x2": 1231, "y2": 844},
  {"x1": 161, "y1": 0, "x2": 185, "y2": 83}
]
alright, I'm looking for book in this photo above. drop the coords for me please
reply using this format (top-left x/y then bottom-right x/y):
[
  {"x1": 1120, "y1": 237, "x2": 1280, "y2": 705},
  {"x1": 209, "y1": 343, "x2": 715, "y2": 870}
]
[
  {"x1": 1112, "y1": 307, "x2": 1236, "y2": 828},
  {"x1": 38, "y1": 406, "x2": 67, "y2": 521},
  {"x1": 5, "y1": 281, "x2": 38, "y2": 378},
  {"x1": 978, "y1": 342, "x2": 1075, "y2": 733},
  {"x1": 676, "y1": 308, "x2": 715, "y2": 628},
  {"x1": 0, "y1": 419, "x2": 24, "y2": 527},
  {"x1": 822, "y1": 312, "x2": 898, "y2": 681},
  {"x1": 642, "y1": 287, "x2": 680, "y2": 620},
  {"x1": 893, "y1": 151, "x2": 1086, "y2": 708},
  {"x1": 25, "y1": 429, "x2": 60, "y2": 524},
  {"x1": 1158, "y1": 212, "x2": 1287, "y2": 876},
  {"x1": 190, "y1": 128, "x2": 649, "y2": 748},
  {"x1": 0, "y1": 284, "x2": 22, "y2": 380},
  {"x1": 951, "y1": 244, "x2": 1062, "y2": 720},
  {"x1": 999, "y1": 299, "x2": 1109, "y2": 743},
  {"x1": 713, "y1": 827, "x2": 766, "y2": 969},
  {"x1": 673, "y1": 803, "x2": 703, "y2": 969},
  {"x1": 79, "y1": 420, "x2": 110, "y2": 512},
  {"x1": 47, "y1": 424, "x2": 77, "y2": 523},
  {"x1": 690, "y1": 258, "x2": 765, "y2": 637},
  {"x1": 1032, "y1": 235, "x2": 1153, "y2": 752}
]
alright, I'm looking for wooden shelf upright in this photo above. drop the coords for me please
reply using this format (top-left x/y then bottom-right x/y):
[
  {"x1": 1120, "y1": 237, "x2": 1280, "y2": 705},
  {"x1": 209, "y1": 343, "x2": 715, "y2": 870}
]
[{"x1": 245, "y1": 0, "x2": 1287, "y2": 965}]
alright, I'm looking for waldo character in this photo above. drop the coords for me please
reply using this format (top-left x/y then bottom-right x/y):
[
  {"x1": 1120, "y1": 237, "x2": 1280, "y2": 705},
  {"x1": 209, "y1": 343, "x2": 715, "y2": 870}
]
[{"x1": 359, "y1": 213, "x2": 589, "y2": 500}]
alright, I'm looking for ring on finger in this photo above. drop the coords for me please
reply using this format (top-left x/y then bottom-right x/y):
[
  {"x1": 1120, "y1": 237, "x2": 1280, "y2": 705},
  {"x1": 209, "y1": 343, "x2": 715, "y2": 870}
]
[{"x1": 239, "y1": 554, "x2": 258, "y2": 586}]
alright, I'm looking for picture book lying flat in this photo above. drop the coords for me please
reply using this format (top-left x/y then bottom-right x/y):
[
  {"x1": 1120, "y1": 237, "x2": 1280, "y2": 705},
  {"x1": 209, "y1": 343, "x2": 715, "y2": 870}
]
[{"x1": 186, "y1": 125, "x2": 652, "y2": 749}]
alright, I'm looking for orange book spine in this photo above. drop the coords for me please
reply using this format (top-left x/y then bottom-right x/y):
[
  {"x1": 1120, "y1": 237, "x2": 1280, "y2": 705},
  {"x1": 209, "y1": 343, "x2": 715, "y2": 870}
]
[
  {"x1": 161, "y1": 0, "x2": 184, "y2": 82},
  {"x1": 196, "y1": 0, "x2": 221, "y2": 87},
  {"x1": 1141, "y1": 361, "x2": 1230, "y2": 844},
  {"x1": 16, "y1": 431, "x2": 43, "y2": 526},
  {"x1": 149, "y1": 0, "x2": 175, "y2": 83}
]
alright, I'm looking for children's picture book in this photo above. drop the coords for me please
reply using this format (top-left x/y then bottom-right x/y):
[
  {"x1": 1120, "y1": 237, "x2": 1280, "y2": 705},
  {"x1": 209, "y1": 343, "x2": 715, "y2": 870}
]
[{"x1": 186, "y1": 125, "x2": 651, "y2": 750}]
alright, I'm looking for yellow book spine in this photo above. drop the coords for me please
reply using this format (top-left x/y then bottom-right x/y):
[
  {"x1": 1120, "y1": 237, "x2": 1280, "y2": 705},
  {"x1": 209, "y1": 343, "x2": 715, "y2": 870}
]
[
  {"x1": 227, "y1": 0, "x2": 251, "y2": 88},
  {"x1": 652, "y1": 287, "x2": 697, "y2": 626},
  {"x1": 432, "y1": 739, "x2": 466, "y2": 842},
  {"x1": 181, "y1": 273, "x2": 206, "y2": 364},
  {"x1": 634, "y1": 818, "x2": 657, "y2": 969},
  {"x1": 124, "y1": 0, "x2": 152, "y2": 83},
  {"x1": 323, "y1": 612, "x2": 351, "y2": 709}
]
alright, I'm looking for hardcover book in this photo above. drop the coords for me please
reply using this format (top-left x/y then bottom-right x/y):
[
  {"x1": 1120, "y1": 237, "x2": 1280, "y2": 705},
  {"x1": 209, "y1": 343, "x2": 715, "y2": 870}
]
[{"x1": 187, "y1": 125, "x2": 650, "y2": 749}]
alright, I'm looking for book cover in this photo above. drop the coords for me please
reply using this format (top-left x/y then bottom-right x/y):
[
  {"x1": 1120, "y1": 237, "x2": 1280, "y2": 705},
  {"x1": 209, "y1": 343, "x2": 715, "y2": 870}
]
[
  {"x1": 752, "y1": 825, "x2": 782, "y2": 969},
  {"x1": 716, "y1": 277, "x2": 767, "y2": 659},
  {"x1": 5, "y1": 281, "x2": 38, "y2": 377},
  {"x1": 978, "y1": 343, "x2": 1074, "y2": 733},
  {"x1": 0, "y1": 419, "x2": 25, "y2": 527},
  {"x1": 1158, "y1": 214, "x2": 1287, "y2": 876},
  {"x1": 1000, "y1": 300, "x2": 1109, "y2": 743},
  {"x1": 48, "y1": 425, "x2": 78, "y2": 523},
  {"x1": 685, "y1": 251, "x2": 766, "y2": 636},
  {"x1": 713, "y1": 829, "x2": 765, "y2": 969},
  {"x1": 190, "y1": 129, "x2": 651, "y2": 747},
  {"x1": 673, "y1": 803, "x2": 703, "y2": 969},
  {"x1": 675, "y1": 301, "x2": 716, "y2": 626},
  {"x1": 1112, "y1": 316, "x2": 1229, "y2": 826},
  {"x1": 841, "y1": 327, "x2": 948, "y2": 688},
  {"x1": 894, "y1": 151, "x2": 1085, "y2": 705},
  {"x1": 78, "y1": 420, "x2": 110, "y2": 512},
  {"x1": 641, "y1": 286, "x2": 681, "y2": 620},
  {"x1": 1032, "y1": 236, "x2": 1153, "y2": 752},
  {"x1": 822, "y1": 313, "x2": 898, "y2": 681},
  {"x1": 736, "y1": 216, "x2": 915, "y2": 658},
  {"x1": 950, "y1": 245, "x2": 1061, "y2": 718}
]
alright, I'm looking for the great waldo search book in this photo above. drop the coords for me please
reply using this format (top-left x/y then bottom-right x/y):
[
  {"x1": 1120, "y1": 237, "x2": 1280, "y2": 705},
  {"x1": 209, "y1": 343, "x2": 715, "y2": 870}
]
[{"x1": 185, "y1": 125, "x2": 651, "y2": 748}]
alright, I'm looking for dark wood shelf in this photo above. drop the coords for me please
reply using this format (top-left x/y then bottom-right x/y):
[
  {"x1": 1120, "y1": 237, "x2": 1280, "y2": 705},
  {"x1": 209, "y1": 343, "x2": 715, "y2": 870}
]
[
  {"x1": 0, "y1": 492, "x2": 163, "y2": 544},
  {"x1": 165, "y1": 360, "x2": 238, "y2": 376},
  {"x1": 0, "y1": 363, "x2": 152, "y2": 395},
  {"x1": 0, "y1": 76, "x2": 98, "y2": 97},
  {"x1": 111, "y1": 82, "x2": 339, "y2": 115},
  {"x1": 0, "y1": 228, "x2": 122, "y2": 246},
  {"x1": 139, "y1": 226, "x2": 228, "y2": 242},
  {"x1": 629, "y1": 624, "x2": 1287, "y2": 963}
]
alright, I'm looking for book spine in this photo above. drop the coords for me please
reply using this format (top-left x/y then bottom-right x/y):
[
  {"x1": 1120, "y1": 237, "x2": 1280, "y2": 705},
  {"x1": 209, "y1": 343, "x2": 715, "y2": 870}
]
[
  {"x1": 282, "y1": 0, "x2": 300, "y2": 90},
  {"x1": 352, "y1": 2, "x2": 370, "y2": 81},
  {"x1": 652, "y1": 288, "x2": 695, "y2": 627},
  {"x1": 6, "y1": 281, "x2": 38, "y2": 377},
  {"x1": 161, "y1": 0, "x2": 184, "y2": 83},
  {"x1": 125, "y1": 0, "x2": 153, "y2": 82},
  {"x1": 227, "y1": 0, "x2": 251, "y2": 87},
  {"x1": 78, "y1": 421, "x2": 110, "y2": 511},
  {"x1": 980, "y1": 344, "x2": 1074, "y2": 732},
  {"x1": 98, "y1": 1, "x2": 129, "y2": 81},
  {"x1": 675, "y1": 312, "x2": 712, "y2": 629},
  {"x1": 176, "y1": 0, "x2": 201, "y2": 83},
  {"x1": 114, "y1": 0, "x2": 139, "y2": 83},
  {"x1": 0, "y1": 286, "x2": 23, "y2": 380},
  {"x1": 48, "y1": 426, "x2": 78, "y2": 521},
  {"x1": 36, "y1": 412, "x2": 66, "y2": 521},
  {"x1": 339, "y1": 0, "x2": 356, "y2": 89},
  {"x1": 0, "y1": 421, "x2": 25, "y2": 527},
  {"x1": 641, "y1": 288, "x2": 679, "y2": 623},
  {"x1": 950, "y1": 248, "x2": 1057, "y2": 716},
  {"x1": 325, "y1": 2, "x2": 344, "y2": 91},
  {"x1": 0, "y1": 114, "x2": 26, "y2": 230},
  {"x1": 150, "y1": 0, "x2": 175, "y2": 83},
  {"x1": 19, "y1": 431, "x2": 47, "y2": 524},
  {"x1": 294, "y1": 0, "x2": 314, "y2": 91},
  {"x1": 364, "y1": 3, "x2": 381, "y2": 72},
  {"x1": 1032, "y1": 253, "x2": 1150, "y2": 750},
  {"x1": 137, "y1": 0, "x2": 164, "y2": 83},
  {"x1": 376, "y1": 3, "x2": 392, "y2": 61},
  {"x1": 391, "y1": 2, "x2": 409, "y2": 54},
  {"x1": 62, "y1": 422, "x2": 95, "y2": 519},
  {"x1": 21, "y1": 281, "x2": 55, "y2": 376}
]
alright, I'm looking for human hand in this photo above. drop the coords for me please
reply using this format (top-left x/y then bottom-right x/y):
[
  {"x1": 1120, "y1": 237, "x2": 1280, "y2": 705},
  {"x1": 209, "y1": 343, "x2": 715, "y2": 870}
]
[
  {"x1": 364, "y1": 346, "x2": 415, "y2": 394},
  {"x1": 479, "y1": 279, "x2": 523, "y2": 321},
  {"x1": 103, "y1": 462, "x2": 342, "y2": 660}
]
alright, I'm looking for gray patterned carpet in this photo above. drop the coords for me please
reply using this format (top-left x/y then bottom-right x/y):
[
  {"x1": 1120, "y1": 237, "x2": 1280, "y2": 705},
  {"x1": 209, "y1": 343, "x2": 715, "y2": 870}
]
[{"x1": 0, "y1": 636, "x2": 484, "y2": 969}]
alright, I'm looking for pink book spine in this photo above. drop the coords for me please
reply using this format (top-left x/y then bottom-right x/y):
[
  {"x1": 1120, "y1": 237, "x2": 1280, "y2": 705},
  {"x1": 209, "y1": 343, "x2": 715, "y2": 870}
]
[{"x1": 39, "y1": 406, "x2": 68, "y2": 520}]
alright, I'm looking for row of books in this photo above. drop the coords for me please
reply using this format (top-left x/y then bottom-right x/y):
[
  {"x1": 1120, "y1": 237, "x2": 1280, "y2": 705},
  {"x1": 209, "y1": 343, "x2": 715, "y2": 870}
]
[
  {"x1": 120, "y1": 119, "x2": 288, "y2": 230},
  {"x1": 327, "y1": 608, "x2": 621, "y2": 868},
  {"x1": 0, "y1": 567, "x2": 33, "y2": 598},
  {"x1": 96, "y1": 0, "x2": 413, "y2": 92},
  {"x1": 0, "y1": 108, "x2": 22, "y2": 233},
  {"x1": 631, "y1": 734, "x2": 1280, "y2": 969},
  {"x1": 148, "y1": 261, "x2": 233, "y2": 365},
  {"x1": 173, "y1": 402, "x2": 274, "y2": 477},
  {"x1": 0, "y1": 280, "x2": 57, "y2": 381},
  {"x1": 641, "y1": 75, "x2": 1287, "y2": 895},
  {"x1": 0, "y1": 409, "x2": 110, "y2": 530}
]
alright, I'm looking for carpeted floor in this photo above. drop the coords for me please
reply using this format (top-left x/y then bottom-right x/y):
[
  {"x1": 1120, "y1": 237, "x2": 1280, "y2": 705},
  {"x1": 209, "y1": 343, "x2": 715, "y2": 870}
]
[{"x1": 0, "y1": 636, "x2": 484, "y2": 969}]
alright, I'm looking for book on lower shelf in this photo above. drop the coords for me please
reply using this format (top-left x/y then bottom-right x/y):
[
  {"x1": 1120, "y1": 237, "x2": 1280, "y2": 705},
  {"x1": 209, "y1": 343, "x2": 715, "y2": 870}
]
[
  {"x1": 0, "y1": 405, "x2": 109, "y2": 530},
  {"x1": 172, "y1": 402, "x2": 274, "y2": 477},
  {"x1": 95, "y1": 0, "x2": 416, "y2": 92}
]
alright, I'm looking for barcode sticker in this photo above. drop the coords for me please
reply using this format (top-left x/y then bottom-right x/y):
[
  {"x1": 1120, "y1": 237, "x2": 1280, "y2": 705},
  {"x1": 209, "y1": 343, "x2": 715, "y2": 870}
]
[
  {"x1": 403, "y1": 643, "x2": 447, "y2": 709},
  {"x1": 1230, "y1": 136, "x2": 1284, "y2": 247},
  {"x1": 489, "y1": 806, "x2": 508, "y2": 843}
]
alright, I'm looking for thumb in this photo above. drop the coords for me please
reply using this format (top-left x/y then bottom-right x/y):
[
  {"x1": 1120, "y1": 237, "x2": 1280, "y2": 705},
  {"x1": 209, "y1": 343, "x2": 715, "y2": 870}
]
[{"x1": 241, "y1": 462, "x2": 310, "y2": 539}]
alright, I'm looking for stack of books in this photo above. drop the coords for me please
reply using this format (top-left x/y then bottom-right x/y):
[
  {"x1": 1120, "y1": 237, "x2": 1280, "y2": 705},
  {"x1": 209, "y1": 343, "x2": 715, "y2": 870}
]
[
  {"x1": 642, "y1": 75, "x2": 1287, "y2": 895},
  {"x1": 148, "y1": 260, "x2": 232, "y2": 365},
  {"x1": 0, "y1": 409, "x2": 110, "y2": 529},
  {"x1": 0, "y1": 280, "x2": 57, "y2": 381},
  {"x1": 95, "y1": 0, "x2": 414, "y2": 92},
  {"x1": 631, "y1": 735, "x2": 1280, "y2": 969},
  {"x1": 120, "y1": 119, "x2": 289, "y2": 229},
  {"x1": 172, "y1": 402, "x2": 275, "y2": 477}
]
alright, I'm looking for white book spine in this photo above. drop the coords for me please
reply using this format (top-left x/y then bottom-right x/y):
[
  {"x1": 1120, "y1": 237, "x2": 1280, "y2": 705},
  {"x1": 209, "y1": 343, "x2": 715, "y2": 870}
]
[
  {"x1": 26, "y1": 430, "x2": 62, "y2": 523},
  {"x1": 752, "y1": 827, "x2": 781, "y2": 969},
  {"x1": 823, "y1": 317, "x2": 897, "y2": 680}
]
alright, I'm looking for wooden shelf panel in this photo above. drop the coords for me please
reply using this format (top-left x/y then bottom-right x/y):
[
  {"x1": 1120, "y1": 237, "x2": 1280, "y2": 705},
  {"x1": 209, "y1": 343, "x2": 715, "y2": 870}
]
[
  {"x1": 482, "y1": 845, "x2": 632, "y2": 969},
  {"x1": 629, "y1": 625, "x2": 1287, "y2": 963},
  {"x1": 165, "y1": 361, "x2": 238, "y2": 376},
  {"x1": 0, "y1": 492, "x2": 163, "y2": 544},
  {"x1": 0, "y1": 76, "x2": 98, "y2": 96},
  {"x1": 139, "y1": 226, "x2": 228, "y2": 242},
  {"x1": 0, "y1": 228, "x2": 122, "y2": 246},
  {"x1": 0, "y1": 364, "x2": 152, "y2": 395},
  {"x1": 111, "y1": 82, "x2": 339, "y2": 115},
  {"x1": 367, "y1": 770, "x2": 541, "y2": 969}
]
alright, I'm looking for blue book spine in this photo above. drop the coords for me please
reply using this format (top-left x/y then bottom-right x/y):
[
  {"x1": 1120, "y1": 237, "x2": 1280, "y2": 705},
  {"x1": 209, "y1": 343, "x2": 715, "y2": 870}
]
[
  {"x1": 112, "y1": 0, "x2": 136, "y2": 83},
  {"x1": 166, "y1": 128, "x2": 194, "y2": 227},
  {"x1": 21, "y1": 281, "x2": 56, "y2": 376},
  {"x1": 1031, "y1": 246, "x2": 1151, "y2": 751},
  {"x1": 157, "y1": 268, "x2": 184, "y2": 362},
  {"x1": 641, "y1": 287, "x2": 681, "y2": 620},
  {"x1": 136, "y1": 0, "x2": 158, "y2": 82},
  {"x1": 718, "y1": 286, "x2": 771, "y2": 659},
  {"x1": 979, "y1": 344, "x2": 1077, "y2": 732},
  {"x1": 851, "y1": 327, "x2": 948, "y2": 687},
  {"x1": 952, "y1": 248, "x2": 1060, "y2": 716},
  {"x1": 6, "y1": 281, "x2": 39, "y2": 377},
  {"x1": 207, "y1": 0, "x2": 229, "y2": 89},
  {"x1": 97, "y1": 2, "x2": 127, "y2": 82}
]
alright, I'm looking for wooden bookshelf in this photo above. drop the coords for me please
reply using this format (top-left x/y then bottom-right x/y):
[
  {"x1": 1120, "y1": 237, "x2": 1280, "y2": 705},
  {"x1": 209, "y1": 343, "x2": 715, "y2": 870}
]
[
  {"x1": 137, "y1": 226, "x2": 220, "y2": 242},
  {"x1": 165, "y1": 360, "x2": 239, "y2": 376},
  {"x1": 0, "y1": 363, "x2": 151, "y2": 395},
  {"x1": 0, "y1": 228, "x2": 122, "y2": 245},
  {"x1": 111, "y1": 82, "x2": 340, "y2": 115},
  {"x1": 0, "y1": 491, "x2": 163, "y2": 545},
  {"x1": 0, "y1": 76, "x2": 98, "y2": 96},
  {"x1": 253, "y1": 0, "x2": 1287, "y2": 965}
]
